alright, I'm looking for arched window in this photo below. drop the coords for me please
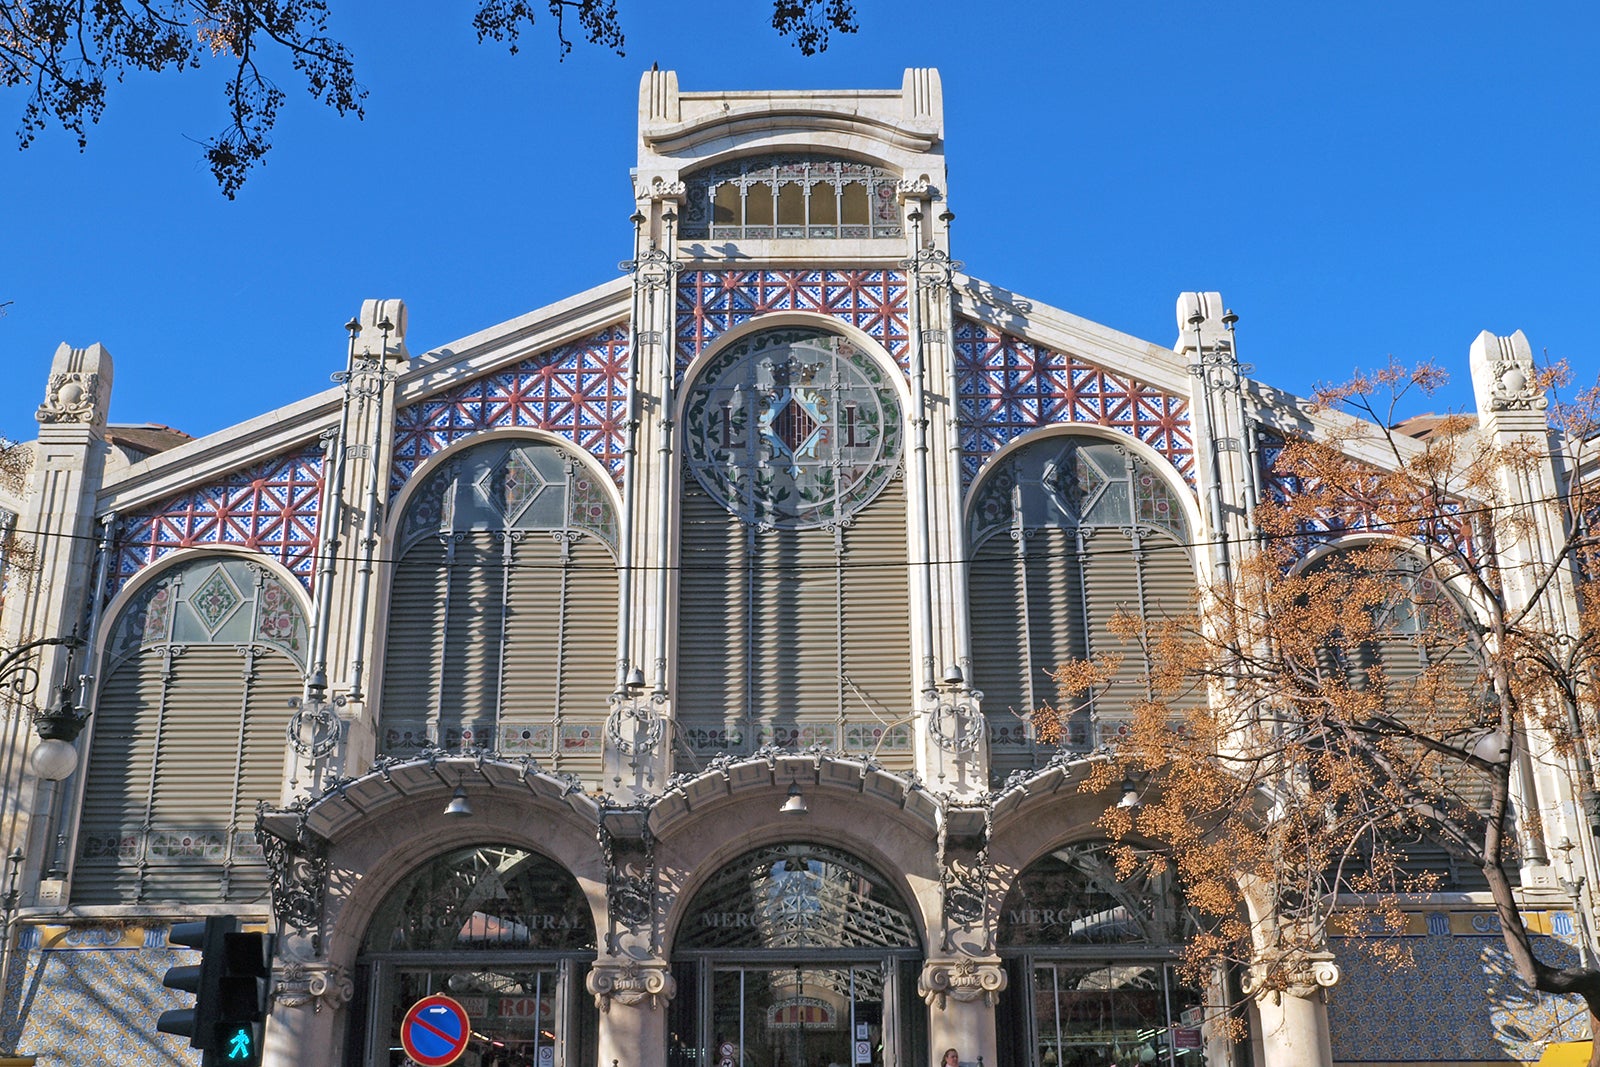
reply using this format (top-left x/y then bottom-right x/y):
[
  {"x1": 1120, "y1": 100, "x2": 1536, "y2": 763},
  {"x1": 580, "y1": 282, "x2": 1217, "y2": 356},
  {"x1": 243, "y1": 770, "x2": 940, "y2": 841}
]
[
  {"x1": 1300, "y1": 547, "x2": 1500, "y2": 889},
  {"x1": 680, "y1": 154, "x2": 904, "y2": 240},
  {"x1": 677, "y1": 328, "x2": 913, "y2": 769},
  {"x1": 380, "y1": 438, "x2": 619, "y2": 786},
  {"x1": 967, "y1": 437, "x2": 1197, "y2": 785},
  {"x1": 77, "y1": 556, "x2": 307, "y2": 903}
]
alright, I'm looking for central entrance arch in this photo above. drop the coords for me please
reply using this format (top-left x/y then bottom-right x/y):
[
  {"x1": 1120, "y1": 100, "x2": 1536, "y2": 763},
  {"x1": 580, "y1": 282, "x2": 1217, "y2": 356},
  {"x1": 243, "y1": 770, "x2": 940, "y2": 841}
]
[
  {"x1": 668, "y1": 842, "x2": 927, "y2": 1067},
  {"x1": 352, "y1": 844, "x2": 600, "y2": 1067}
]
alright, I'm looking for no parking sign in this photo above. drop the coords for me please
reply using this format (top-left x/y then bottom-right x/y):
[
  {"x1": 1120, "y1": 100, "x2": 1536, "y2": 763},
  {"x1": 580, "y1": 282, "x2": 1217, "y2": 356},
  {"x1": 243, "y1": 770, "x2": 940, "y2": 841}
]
[{"x1": 401, "y1": 994, "x2": 472, "y2": 1067}]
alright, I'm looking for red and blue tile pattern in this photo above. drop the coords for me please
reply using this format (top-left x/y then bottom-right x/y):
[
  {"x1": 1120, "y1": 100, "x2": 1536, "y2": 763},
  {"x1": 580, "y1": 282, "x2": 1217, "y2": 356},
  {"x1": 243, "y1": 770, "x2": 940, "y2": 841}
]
[
  {"x1": 114, "y1": 446, "x2": 324, "y2": 592},
  {"x1": 676, "y1": 269, "x2": 910, "y2": 372},
  {"x1": 391, "y1": 324, "x2": 630, "y2": 490},
  {"x1": 953, "y1": 318, "x2": 1195, "y2": 486}
]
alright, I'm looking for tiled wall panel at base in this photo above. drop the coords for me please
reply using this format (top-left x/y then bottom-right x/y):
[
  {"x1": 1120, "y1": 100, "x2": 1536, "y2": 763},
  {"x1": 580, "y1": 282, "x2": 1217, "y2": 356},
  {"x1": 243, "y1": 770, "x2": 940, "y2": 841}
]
[
  {"x1": 4, "y1": 925, "x2": 190, "y2": 1066},
  {"x1": 1328, "y1": 919, "x2": 1588, "y2": 1062}
]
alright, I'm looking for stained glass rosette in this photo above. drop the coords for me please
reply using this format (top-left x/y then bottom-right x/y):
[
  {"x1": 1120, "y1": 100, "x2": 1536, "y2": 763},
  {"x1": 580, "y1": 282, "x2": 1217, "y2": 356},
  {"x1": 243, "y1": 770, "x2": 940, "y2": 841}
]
[{"x1": 684, "y1": 328, "x2": 902, "y2": 528}]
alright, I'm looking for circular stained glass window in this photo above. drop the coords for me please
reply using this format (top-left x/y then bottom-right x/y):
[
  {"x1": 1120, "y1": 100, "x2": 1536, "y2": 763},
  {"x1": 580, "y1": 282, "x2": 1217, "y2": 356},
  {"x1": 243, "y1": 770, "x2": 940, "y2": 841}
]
[{"x1": 684, "y1": 328, "x2": 902, "y2": 529}]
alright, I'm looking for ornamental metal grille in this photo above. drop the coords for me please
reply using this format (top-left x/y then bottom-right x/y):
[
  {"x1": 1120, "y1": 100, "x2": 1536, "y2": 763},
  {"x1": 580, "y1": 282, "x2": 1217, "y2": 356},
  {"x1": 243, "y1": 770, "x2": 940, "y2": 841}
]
[
  {"x1": 684, "y1": 327, "x2": 903, "y2": 530},
  {"x1": 680, "y1": 154, "x2": 904, "y2": 241},
  {"x1": 678, "y1": 843, "x2": 919, "y2": 951},
  {"x1": 362, "y1": 845, "x2": 596, "y2": 953}
]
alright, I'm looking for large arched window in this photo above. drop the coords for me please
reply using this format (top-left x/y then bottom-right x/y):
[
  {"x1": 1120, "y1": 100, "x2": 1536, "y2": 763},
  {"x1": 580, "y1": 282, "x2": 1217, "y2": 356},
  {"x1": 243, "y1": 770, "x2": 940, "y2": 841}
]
[
  {"x1": 380, "y1": 438, "x2": 619, "y2": 786},
  {"x1": 77, "y1": 555, "x2": 307, "y2": 904},
  {"x1": 1300, "y1": 546, "x2": 1499, "y2": 889},
  {"x1": 677, "y1": 328, "x2": 913, "y2": 770},
  {"x1": 967, "y1": 437, "x2": 1197, "y2": 785}
]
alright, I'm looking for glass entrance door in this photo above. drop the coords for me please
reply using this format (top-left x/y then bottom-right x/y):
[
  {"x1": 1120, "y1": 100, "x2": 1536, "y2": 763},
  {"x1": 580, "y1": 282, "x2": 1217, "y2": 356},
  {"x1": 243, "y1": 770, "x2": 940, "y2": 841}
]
[
  {"x1": 1030, "y1": 962, "x2": 1201, "y2": 1067},
  {"x1": 711, "y1": 966, "x2": 886, "y2": 1067},
  {"x1": 363, "y1": 962, "x2": 598, "y2": 1067}
]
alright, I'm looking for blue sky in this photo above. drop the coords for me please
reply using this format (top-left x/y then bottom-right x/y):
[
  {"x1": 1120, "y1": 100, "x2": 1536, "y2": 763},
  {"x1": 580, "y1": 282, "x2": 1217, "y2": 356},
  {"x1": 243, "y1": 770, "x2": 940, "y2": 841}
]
[{"x1": 2, "y1": 1, "x2": 1595, "y2": 444}]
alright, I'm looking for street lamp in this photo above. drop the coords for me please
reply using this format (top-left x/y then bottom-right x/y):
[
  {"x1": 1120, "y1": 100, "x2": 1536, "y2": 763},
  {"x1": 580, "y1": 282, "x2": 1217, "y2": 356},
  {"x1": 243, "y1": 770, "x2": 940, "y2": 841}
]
[{"x1": 29, "y1": 682, "x2": 89, "y2": 781}]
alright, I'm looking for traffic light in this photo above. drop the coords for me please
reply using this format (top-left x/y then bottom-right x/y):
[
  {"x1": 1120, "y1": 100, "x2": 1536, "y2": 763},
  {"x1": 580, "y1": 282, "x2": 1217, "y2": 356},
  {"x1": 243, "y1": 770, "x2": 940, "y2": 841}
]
[
  {"x1": 156, "y1": 916, "x2": 234, "y2": 1055},
  {"x1": 214, "y1": 929, "x2": 274, "y2": 1065},
  {"x1": 155, "y1": 917, "x2": 274, "y2": 1066}
]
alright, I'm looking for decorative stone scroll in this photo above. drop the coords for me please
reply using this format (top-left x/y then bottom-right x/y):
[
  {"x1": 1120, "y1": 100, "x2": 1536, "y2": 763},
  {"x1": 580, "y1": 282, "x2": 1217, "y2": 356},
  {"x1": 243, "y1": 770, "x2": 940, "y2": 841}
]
[
  {"x1": 272, "y1": 961, "x2": 354, "y2": 1011},
  {"x1": 37, "y1": 371, "x2": 103, "y2": 424},
  {"x1": 1241, "y1": 950, "x2": 1341, "y2": 1002},
  {"x1": 917, "y1": 956, "x2": 1007, "y2": 1008},
  {"x1": 586, "y1": 958, "x2": 676, "y2": 1012}
]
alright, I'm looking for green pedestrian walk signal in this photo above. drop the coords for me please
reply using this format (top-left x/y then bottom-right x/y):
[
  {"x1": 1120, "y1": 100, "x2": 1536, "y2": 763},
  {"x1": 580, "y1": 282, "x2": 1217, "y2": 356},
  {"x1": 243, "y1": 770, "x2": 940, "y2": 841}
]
[
  {"x1": 154, "y1": 916, "x2": 273, "y2": 1066},
  {"x1": 219, "y1": 1021, "x2": 259, "y2": 1064}
]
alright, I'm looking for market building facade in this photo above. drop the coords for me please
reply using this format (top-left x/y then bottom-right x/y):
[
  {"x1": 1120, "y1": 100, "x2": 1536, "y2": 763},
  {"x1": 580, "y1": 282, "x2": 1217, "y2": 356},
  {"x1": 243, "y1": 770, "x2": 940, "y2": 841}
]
[{"x1": 0, "y1": 70, "x2": 1594, "y2": 1067}]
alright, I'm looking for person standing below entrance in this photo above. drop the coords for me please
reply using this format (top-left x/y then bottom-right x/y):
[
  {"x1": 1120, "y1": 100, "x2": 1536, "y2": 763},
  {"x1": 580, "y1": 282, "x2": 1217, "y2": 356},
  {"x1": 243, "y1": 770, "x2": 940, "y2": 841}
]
[{"x1": 942, "y1": 1048, "x2": 961, "y2": 1067}]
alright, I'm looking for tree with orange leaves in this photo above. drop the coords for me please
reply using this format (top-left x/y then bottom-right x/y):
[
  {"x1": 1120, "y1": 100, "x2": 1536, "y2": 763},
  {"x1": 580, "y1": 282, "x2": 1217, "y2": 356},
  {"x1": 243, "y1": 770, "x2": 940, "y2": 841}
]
[{"x1": 1049, "y1": 352, "x2": 1600, "y2": 1060}]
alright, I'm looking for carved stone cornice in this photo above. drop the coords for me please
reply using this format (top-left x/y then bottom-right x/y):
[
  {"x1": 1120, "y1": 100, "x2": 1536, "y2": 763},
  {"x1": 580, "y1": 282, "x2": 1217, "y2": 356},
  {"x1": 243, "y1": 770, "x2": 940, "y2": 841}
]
[
  {"x1": 586, "y1": 958, "x2": 676, "y2": 1012},
  {"x1": 272, "y1": 961, "x2": 353, "y2": 1011},
  {"x1": 917, "y1": 956, "x2": 1006, "y2": 1008}
]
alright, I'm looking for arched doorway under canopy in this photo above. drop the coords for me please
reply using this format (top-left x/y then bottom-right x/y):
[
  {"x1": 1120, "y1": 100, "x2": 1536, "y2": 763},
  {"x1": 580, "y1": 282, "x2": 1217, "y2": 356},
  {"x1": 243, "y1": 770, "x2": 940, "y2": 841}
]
[
  {"x1": 352, "y1": 844, "x2": 599, "y2": 1067},
  {"x1": 670, "y1": 842, "x2": 925, "y2": 1067},
  {"x1": 995, "y1": 841, "x2": 1206, "y2": 1067}
]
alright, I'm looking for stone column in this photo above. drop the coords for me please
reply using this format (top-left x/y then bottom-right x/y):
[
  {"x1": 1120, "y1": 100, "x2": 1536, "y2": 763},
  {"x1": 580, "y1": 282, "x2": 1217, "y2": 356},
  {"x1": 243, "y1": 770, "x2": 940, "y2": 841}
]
[
  {"x1": 261, "y1": 961, "x2": 353, "y2": 1067},
  {"x1": 589, "y1": 957, "x2": 675, "y2": 1067},
  {"x1": 918, "y1": 957, "x2": 1004, "y2": 1067},
  {"x1": 1248, "y1": 956, "x2": 1339, "y2": 1067}
]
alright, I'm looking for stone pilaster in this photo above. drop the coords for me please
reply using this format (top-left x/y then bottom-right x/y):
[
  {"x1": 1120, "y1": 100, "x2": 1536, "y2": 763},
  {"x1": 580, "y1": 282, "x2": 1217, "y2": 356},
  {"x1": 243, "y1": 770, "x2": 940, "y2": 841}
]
[
  {"x1": 589, "y1": 957, "x2": 675, "y2": 1067},
  {"x1": 1176, "y1": 293, "x2": 1254, "y2": 590},
  {"x1": 298, "y1": 300, "x2": 410, "y2": 792},
  {"x1": 12, "y1": 343, "x2": 113, "y2": 895},
  {"x1": 1468, "y1": 328, "x2": 1582, "y2": 888},
  {"x1": 918, "y1": 956, "x2": 1004, "y2": 1064}
]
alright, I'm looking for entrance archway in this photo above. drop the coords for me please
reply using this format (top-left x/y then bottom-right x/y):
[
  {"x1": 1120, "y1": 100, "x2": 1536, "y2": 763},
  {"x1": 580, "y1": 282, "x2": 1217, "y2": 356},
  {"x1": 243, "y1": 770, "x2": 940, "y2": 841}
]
[
  {"x1": 995, "y1": 842, "x2": 1204, "y2": 1067},
  {"x1": 352, "y1": 844, "x2": 600, "y2": 1067},
  {"x1": 669, "y1": 842, "x2": 927, "y2": 1067}
]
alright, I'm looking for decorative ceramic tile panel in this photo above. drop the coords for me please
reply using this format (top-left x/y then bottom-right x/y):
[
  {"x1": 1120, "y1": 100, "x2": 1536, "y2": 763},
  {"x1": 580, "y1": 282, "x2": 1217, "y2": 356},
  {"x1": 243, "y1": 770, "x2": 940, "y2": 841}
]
[
  {"x1": 1328, "y1": 916, "x2": 1588, "y2": 1062},
  {"x1": 5, "y1": 924, "x2": 193, "y2": 1066},
  {"x1": 953, "y1": 319, "x2": 1195, "y2": 486},
  {"x1": 392, "y1": 324, "x2": 629, "y2": 490},
  {"x1": 1258, "y1": 428, "x2": 1476, "y2": 556},
  {"x1": 115, "y1": 445, "x2": 324, "y2": 592},
  {"x1": 676, "y1": 269, "x2": 910, "y2": 372}
]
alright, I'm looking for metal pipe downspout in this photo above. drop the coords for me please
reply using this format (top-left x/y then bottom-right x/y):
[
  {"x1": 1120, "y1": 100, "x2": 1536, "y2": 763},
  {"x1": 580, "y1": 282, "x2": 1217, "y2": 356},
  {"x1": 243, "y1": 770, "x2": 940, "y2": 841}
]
[
  {"x1": 615, "y1": 212, "x2": 647, "y2": 694},
  {"x1": 49, "y1": 513, "x2": 117, "y2": 882},
  {"x1": 306, "y1": 321, "x2": 361, "y2": 698},
  {"x1": 906, "y1": 210, "x2": 937, "y2": 694},
  {"x1": 652, "y1": 209, "x2": 680, "y2": 696},
  {"x1": 938, "y1": 210, "x2": 972, "y2": 676}
]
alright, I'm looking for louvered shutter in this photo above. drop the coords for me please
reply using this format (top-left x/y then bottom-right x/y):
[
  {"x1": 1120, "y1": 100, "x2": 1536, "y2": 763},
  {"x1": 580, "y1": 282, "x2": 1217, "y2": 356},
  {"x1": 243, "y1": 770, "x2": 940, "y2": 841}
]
[{"x1": 380, "y1": 538, "x2": 450, "y2": 744}]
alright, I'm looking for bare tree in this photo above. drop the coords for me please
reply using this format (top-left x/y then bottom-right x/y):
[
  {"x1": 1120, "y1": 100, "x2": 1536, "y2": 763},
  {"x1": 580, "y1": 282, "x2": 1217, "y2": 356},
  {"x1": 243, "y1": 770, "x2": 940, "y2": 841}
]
[{"x1": 1047, "y1": 360, "x2": 1600, "y2": 1060}]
